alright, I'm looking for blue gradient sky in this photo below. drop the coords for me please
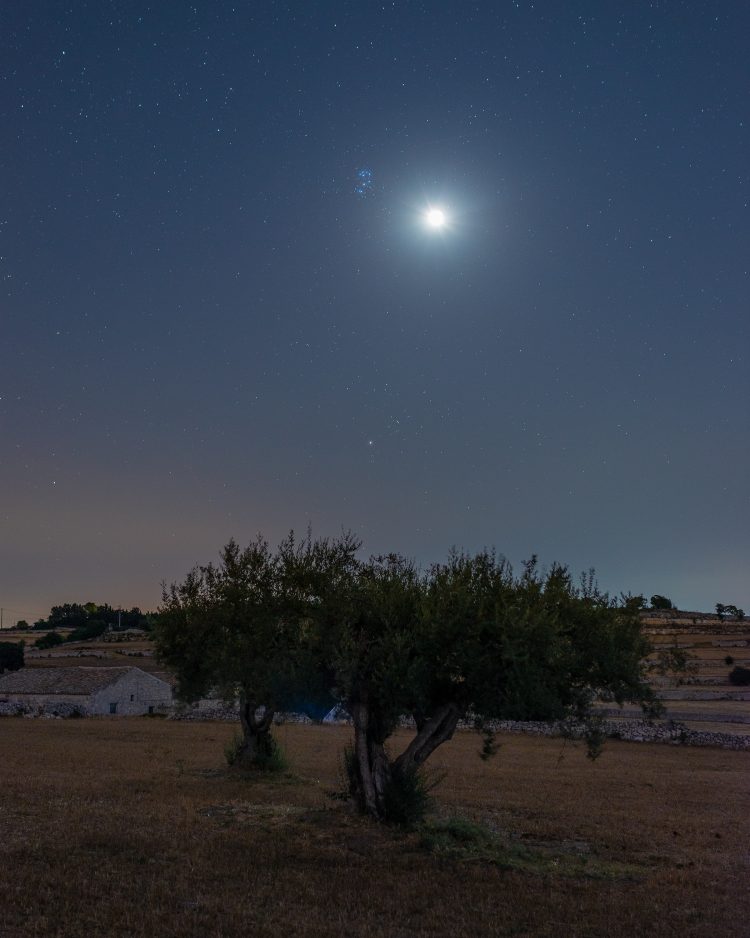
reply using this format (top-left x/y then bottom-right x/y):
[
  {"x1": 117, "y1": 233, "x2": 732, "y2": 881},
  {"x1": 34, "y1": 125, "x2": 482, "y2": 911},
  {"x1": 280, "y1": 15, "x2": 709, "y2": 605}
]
[{"x1": 1, "y1": 2, "x2": 747, "y2": 622}]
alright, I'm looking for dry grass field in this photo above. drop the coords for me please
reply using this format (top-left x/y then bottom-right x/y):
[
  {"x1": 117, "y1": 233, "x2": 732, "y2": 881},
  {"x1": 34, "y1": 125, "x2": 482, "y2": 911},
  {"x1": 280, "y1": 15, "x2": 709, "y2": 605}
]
[{"x1": 1, "y1": 719, "x2": 748, "y2": 938}]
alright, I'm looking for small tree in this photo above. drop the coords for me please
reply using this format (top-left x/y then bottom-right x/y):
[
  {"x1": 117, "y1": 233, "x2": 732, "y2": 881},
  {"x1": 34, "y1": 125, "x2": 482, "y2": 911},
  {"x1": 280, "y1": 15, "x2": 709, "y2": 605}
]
[
  {"x1": 0, "y1": 642, "x2": 24, "y2": 673},
  {"x1": 155, "y1": 535, "x2": 324, "y2": 768},
  {"x1": 650, "y1": 595, "x2": 675, "y2": 610}
]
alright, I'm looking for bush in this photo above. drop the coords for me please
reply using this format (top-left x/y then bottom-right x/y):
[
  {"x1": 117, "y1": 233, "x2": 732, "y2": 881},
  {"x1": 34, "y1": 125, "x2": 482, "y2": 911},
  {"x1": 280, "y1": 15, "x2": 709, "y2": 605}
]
[
  {"x1": 0, "y1": 642, "x2": 24, "y2": 673},
  {"x1": 724, "y1": 655, "x2": 734, "y2": 666},
  {"x1": 253, "y1": 737, "x2": 289, "y2": 773},
  {"x1": 224, "y1": 732, "x2": 289, "y2": 773},
  {"x1": 66, "y1": 620, "x2": 107, "y2": 642},
  {"x1": 728, "y1": 666, "x2": 750, "y2": 687},
  {"x1": 224, "y1": 732, "x2": 244, "y2": 766},
  {"x1": 383, "y1": 765, "x2": 441, "y2": 828},
  {"x1": 34, "y1": 632, "x2": 63, "y2": 650}
]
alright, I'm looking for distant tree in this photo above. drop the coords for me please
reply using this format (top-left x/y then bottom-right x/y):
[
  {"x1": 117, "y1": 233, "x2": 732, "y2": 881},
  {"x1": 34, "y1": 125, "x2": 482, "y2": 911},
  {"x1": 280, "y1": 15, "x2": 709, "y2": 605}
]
[
  {"x1": 15, "y1": 620, "x2": 29, "y2": 631},
  {"x1": 621, "y1": 593, "x2": 646, "y2": 610},
  {"x1": 716, "y1": 603, "x2": 726, "y2": 620},
  {"x1": 650, "y1": 595, "x2": 675, "y2": 610},
  {"x1": 0, "y1": 642, "x2": 24, "y2": 673},
  {"x1": 31, "y1": 602, "x2": 152, "y2": 635},
  {"x1": 728, "y1": 666, "x2": 750, "y2": 687},
  {"x1": 47, "y1": 604, "x2": 90, "y2": 630},
  {"x1": 66, "y1": 620, "x2": 108, "y2": 643},
  {"x1": 34, "y1": 632, "x2": 63, "y2": 650}
]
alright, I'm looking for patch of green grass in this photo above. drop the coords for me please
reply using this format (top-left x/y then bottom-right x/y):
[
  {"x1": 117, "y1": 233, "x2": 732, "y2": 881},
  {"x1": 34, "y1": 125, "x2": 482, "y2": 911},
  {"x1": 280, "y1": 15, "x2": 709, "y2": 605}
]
[
  {"x1": 419, "y1": 817, "x2": 644, "y2": 880},
  {"x1": 224, "y1": 732, "x2": 290, "y2": 773}
]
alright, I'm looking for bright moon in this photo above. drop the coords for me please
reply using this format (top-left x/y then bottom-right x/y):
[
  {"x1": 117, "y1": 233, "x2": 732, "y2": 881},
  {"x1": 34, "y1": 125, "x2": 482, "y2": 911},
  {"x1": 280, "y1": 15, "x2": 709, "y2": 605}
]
[{"x1": 425, "y1": 207, "x2": 447, "y2": 228}]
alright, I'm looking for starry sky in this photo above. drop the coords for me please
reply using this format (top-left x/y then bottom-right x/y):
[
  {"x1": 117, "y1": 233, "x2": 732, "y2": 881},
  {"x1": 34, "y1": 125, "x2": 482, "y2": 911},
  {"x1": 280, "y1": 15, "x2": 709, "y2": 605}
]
[{"x1": 1, "y1": 1, "x2": 748, "y2": 624}]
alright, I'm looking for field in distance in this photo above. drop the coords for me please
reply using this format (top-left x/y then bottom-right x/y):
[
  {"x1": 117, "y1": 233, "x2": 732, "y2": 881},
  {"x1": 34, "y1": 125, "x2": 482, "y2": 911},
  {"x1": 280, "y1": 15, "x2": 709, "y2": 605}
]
[
  {"x1": 1, "y1": 719, "x2": 748, "y2": 937},
  {"x1": 7, "y1": 610, "x2": 750, "y2": 734}
]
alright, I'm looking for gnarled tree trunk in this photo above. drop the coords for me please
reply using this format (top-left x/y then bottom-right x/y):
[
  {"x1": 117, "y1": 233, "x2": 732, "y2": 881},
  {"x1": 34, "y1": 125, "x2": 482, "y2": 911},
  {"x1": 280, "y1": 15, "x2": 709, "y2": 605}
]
[
  {"x1": 394, "y1": 702, "x2": 461, "y2": 775},
  {"x1": 236, "y1": 698, "x2": 276, "y2": 767},
  {"x1": 347, "y1": 694, "x2": 393, "y2": 820},
  {"x1": 348, "y1": 696, "x2": 462, "y2": 821}
]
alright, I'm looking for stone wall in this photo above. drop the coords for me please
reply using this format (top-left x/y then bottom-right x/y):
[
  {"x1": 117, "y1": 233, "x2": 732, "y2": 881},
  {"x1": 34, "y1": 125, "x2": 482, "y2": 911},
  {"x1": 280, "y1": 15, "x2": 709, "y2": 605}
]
[{"x1": 167, "y1": 706, "x2": 750, "y2": 751}]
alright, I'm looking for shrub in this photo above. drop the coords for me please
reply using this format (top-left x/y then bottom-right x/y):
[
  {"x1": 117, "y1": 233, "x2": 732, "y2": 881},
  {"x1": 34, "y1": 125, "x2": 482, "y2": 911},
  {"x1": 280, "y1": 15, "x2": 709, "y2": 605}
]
[
  {"x1": 0, "y1": 642, "x2": 24, "y2": 673},
  {"x1": 224, "y1": 732, "x2": 289, "y2": 773},
  {"x1": 224, "y1": 732, "x2": 244, "y2": 766},
  {"x1": 34, "y1": 632, "x2": 63, "y2": 650},
  {"x1": 383, "y1": 765, "x2": 441, "y2": 828},
  {"x1": 728, "y1": 666, "x2": 750, "y2": 687},
  {"x1": 66, "y1": 620, "x2": 107, "y2": 642},
  {"x1": 252, "y1": 737, "x2": 289, "y2": 774},
  {"x1": 724, "y1": 655, "x2": 734, "y2": 666}
]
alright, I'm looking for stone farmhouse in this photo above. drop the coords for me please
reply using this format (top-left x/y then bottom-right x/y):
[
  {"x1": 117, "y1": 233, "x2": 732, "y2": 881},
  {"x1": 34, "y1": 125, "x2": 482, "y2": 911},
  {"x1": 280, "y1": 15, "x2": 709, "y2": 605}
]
[{"x1": 0, "y1": 666, "x2": 172, "y2": 717}]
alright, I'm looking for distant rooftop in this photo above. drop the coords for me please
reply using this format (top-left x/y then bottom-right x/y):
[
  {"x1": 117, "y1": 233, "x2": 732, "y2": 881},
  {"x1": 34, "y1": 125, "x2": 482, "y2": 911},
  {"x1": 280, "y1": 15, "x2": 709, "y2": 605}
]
[{"x1": 0, "y1": 667, "x2": 138, "y2": 696}]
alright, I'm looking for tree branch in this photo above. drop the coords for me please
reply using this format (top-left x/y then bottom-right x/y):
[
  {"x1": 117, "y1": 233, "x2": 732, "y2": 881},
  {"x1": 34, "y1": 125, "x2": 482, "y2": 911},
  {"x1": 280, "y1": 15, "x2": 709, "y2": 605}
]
[{"x1": 394, "y1": 702, "x2": 461, "y2": 773}]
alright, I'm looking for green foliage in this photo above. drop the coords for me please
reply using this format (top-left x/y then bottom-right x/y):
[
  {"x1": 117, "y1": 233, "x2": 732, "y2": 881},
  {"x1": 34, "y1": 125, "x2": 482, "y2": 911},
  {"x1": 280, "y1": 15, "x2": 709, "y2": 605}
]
[
  {"x1": 717, "y1": 603, "x2": 744, "y2": 621},
  {"x1": 418, "y1": 817, "x2": 644, "y2": 879},
  {"x1": 155, "y1": 534, "x2": 321, "y2": 711},
  {"x1": 650, "y1": 595, "x2": 675, "y2": 610},
  {"x1": 728, "y1": 666, "x2": 750, "y2": 686},
  {"x1": 223, "y1": 732, "x2": 245, "y2": 766},
  {"x1": 252, "y1": 736, "x2": 289, "y2": 774},
  {"x1": 0, "y1": 642, "x2": 24, "y2": 673},
  {"x1": 15, "y1": 620, "x2": 29, "y2": 631},
  {"x1": 33, "y1": 603, "x2": 151, "y2": 633},
  {"x1": 416, "y1": 552, "x2": 658, "y2": 729},
  {"x1": 382, "y1": 764, "x2": 439, "y2": 828},
  {"x1": 224, "y1": 731, "x2": 289, "y2": 773},
  {"x1": 419, "y1": 816, "x2": 497, "y2": 857},
  {"x1": 66, "y1": 620, "x2": 108, "y2": 642},
  {"x1": 34, "y1": 631, "x2": 63, "y2": 650}
]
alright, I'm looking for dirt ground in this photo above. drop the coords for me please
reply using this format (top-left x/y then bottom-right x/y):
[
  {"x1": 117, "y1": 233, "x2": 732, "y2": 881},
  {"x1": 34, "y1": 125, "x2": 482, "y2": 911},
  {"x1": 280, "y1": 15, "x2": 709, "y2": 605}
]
[{"x1": 1, "y1": 718, "x2": 748, "y2": 937}]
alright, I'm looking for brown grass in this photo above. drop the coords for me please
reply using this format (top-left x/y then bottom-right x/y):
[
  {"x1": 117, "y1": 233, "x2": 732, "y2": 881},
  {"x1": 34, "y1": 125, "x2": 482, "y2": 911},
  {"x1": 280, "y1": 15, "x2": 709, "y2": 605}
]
[{"x1": 1, "y1": 719, "x2": 748, "y2": 938}]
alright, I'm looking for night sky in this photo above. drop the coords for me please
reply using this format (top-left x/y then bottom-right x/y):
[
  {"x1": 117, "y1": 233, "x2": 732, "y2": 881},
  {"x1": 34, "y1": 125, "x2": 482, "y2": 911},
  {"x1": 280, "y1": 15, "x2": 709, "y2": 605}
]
[{"x1": 2, "y1": 2, "x2": 748, "y2": 624}]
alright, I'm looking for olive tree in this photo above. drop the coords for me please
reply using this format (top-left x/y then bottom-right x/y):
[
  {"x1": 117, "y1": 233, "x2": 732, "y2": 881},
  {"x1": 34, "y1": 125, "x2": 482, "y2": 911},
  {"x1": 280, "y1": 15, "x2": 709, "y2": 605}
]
[
  {"x1": 155, "y1": 536, "x2": 313, "y2": 766},
  {"x1": 306, "y1": 546, "x2": 659, "y2": 822}
]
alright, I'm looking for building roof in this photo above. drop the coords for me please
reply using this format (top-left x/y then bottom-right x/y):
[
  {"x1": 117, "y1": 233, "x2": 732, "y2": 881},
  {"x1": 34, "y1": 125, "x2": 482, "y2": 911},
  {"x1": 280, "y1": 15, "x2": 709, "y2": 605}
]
[{"x1": 0, "y1": 667, "x2": 141, "y2": 696}]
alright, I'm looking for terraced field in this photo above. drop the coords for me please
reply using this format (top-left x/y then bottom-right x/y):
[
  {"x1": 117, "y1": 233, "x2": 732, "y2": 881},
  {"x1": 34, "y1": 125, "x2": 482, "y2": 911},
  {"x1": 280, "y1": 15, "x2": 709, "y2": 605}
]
[{"x1": 640, "y1": 611, "x2": 750, "y2": 735}]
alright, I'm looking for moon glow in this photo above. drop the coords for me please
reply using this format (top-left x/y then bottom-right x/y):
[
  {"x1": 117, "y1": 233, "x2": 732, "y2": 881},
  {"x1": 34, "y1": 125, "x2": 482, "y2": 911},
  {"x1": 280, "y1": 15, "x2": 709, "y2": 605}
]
[{"x1": 425, "y1": 207, "x2": 447, "y2": 228}]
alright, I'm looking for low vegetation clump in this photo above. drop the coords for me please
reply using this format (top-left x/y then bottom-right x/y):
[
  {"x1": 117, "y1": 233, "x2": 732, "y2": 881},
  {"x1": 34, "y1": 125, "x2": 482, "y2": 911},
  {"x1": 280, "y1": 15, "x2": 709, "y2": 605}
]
[
  {"x1": 33, "y1": 631, "x2": 63, "y2": 650},
  {"x1": 224, "y1": 730, "x2": 289, "y2": 774},
  {"x1": 729, "y1": 665, "x2": 750, "y2": 686},
  {"x1": 0, "y1": 641, "x2": 24, "y2": 673}
]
